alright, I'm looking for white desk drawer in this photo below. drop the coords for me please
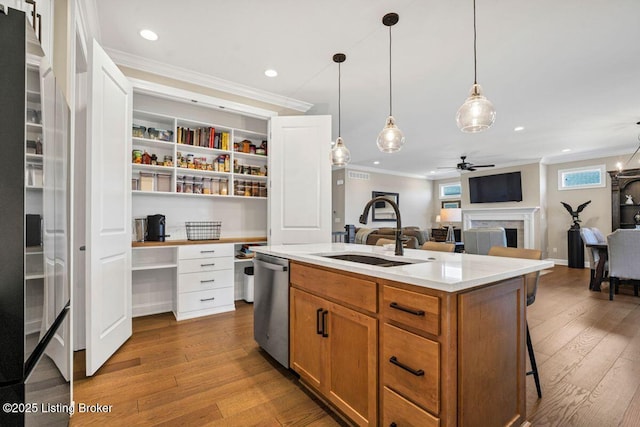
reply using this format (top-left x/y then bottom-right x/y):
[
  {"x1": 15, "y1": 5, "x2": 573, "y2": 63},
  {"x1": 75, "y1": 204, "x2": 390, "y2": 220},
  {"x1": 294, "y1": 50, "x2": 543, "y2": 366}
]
[
  {"x1": 179, "y1": 244, "x2": 234, "y2": 260},
  {"x1": 177, "y1": 287, "x2": 233, "y2": 313},
  {"x1": 179, "y1": 257, "x2": 233, "y2": 274},
  {"x1": 179, "y1": 269, "x2": 233, "y2": 294}
]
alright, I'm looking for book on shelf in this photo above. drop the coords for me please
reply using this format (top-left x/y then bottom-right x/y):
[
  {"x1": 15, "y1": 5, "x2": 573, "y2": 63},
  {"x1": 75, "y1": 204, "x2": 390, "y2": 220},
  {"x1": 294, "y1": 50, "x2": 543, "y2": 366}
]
[
  {"x1": 221, "y1": 132, "x2": 230, "y2": 151},
  {"x1": 208, "y1": 127, "x2": 215, "y2": 148}
]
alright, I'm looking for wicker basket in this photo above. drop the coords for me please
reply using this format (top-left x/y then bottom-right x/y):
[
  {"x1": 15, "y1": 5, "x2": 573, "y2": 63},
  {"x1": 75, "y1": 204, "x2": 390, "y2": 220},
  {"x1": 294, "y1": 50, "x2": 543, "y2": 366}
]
[{"x1": 185, "y1": 221, "x2": 221, "y2": 240}]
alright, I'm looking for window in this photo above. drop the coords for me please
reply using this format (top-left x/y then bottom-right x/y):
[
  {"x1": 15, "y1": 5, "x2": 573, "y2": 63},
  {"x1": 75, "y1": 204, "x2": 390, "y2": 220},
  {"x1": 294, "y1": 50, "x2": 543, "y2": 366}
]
[
  {"x1": 558, "y1": 165, "x2": 605, "y2": 190},
  {"x1": 439, "y1": 182, "x2": 461, "y2": 199}
]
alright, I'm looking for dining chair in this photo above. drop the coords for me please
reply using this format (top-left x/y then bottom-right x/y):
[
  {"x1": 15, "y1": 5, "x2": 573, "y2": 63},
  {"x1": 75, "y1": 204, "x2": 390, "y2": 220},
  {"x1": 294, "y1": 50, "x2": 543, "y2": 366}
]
[
  {"x1": 580, "y1": 227, "x2": 608, "y2": 290},
  {"x1": 375, "y1": 237, "x2": 419, "y2": 249},
  {"x1": 463, "y1": 227, "x2": 507, "y2": 255},
  {"x1": 606, "y1": 229, "x2": 640, "y2": 301},
  {"x1": 488, "y1": 245, "x2": 543, "y2": 399},
  {"x1": 421, "y1": 241, "x2": 455, "y2": 252}
]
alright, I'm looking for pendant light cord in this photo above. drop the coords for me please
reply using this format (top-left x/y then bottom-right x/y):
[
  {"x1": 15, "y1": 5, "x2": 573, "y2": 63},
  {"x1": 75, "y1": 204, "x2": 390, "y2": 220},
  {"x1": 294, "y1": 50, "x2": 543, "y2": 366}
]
[
  {"x1": 473, "y1": 0, "x2": 478, "y2": 85},
  {"x1": 389, "y1": 25, "x2": 393, "y2": 116},
  {"x1": 338, "y1": 61, "x2": 342, "y2": 137}
]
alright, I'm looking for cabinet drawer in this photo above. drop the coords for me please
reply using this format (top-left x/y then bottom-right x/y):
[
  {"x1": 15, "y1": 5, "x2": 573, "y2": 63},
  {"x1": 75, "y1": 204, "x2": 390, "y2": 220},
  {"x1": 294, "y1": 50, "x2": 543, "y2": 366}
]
[
  {"x1": 383, "y1": 286, "x2": 440, "y2": 336},
  {"x1": 179, "y1": 257, "x2": 233, "y2": 274},
  {"x1": 177, "y1": 287, "x2": 233, "y2": 313},
  {"x1": 383, "y1": 323, "x2": 440, "y2": 414},
  {"x1": 383, "y1": 386, "x2": 439, "y2": 427},
  {"x1": 290, "y1": 262, "x2": 377, "y2": 313},
  {"x1": 179, "y1": 269, "x2": 233, "y2": 294},
  {"x1": 179, "y1": 243, "x2": 234, "y2": 260}
]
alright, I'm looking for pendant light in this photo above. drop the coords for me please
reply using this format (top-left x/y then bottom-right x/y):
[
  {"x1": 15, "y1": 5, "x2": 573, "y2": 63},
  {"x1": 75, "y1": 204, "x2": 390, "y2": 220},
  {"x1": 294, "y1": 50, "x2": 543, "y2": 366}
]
[
  {"x1": 377, "y1": 12, "x2": 405, "y2": 153},
  {"x1": 456, "y1": 0, "x2": 496, "y2": 133},
  {"x1": 331, "y1": 53, "x2": 351, "y2": 166}
]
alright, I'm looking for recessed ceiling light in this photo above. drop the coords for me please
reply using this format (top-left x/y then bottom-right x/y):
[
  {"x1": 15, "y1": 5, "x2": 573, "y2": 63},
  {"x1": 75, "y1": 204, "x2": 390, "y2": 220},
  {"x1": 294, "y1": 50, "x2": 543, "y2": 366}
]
[
  {"x1": 430, "y1": 171, "x2": 436, "y2": 174},
  {"x1": 139, "y1": 29, "x2": 158, "y2": 41},
  {"x1": 373, "y1": 161, "x2": 380, "y2": 165},
  {"x1": 264, "y1": 69, "x2": 278, "y2": 77},
  {"x1": 562, "y1": 148, "x2": 571, "y2": 152},
  {"x1": 514, "y1": 126, "x2": 525, "y2": 132}
]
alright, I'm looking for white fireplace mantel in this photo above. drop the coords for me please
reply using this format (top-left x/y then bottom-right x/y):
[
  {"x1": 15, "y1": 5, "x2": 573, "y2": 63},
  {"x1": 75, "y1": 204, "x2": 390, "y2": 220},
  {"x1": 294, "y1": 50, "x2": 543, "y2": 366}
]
[{"x1": 462, "y1": 207, "x2": 540, "y2": 249}]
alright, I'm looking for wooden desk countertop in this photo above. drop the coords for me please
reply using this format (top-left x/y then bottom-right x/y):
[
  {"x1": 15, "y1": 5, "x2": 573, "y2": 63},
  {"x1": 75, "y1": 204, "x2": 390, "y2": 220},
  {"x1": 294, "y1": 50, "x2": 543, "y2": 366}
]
[{"x1": 132, "y1": 236, "x2": 267, "y2": 248}]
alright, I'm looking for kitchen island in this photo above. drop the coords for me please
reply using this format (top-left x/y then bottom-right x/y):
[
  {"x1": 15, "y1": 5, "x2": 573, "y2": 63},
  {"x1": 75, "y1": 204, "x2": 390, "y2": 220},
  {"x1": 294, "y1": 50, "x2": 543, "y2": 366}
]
[{"x1": 252, "y1": 243, "x2": 553, "y2": 427}]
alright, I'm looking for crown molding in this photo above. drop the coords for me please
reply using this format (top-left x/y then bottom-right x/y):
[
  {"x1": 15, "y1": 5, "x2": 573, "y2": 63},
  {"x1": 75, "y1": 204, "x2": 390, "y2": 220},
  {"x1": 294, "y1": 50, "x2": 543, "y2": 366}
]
[
  {"x1": 105, "y1": 48, "x2": 313, "y2": 113},
  {"x1": 129, "y1": 78, "x2": 278, "y2": 120},
  {"x1": 541, "y1": 146, "x2": 637, "y2": 165}
]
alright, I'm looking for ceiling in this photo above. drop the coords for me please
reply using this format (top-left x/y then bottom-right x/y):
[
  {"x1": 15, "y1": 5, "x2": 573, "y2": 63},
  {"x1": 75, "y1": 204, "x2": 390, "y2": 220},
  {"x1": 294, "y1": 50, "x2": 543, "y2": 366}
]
[{"x1": 94, "y1": 0, "x2": 640, "y2": 178}]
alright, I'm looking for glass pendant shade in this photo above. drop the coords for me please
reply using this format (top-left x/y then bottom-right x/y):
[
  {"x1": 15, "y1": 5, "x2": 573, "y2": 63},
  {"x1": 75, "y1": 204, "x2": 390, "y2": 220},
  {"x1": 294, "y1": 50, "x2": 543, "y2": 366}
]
[
  {"x1": 330, "y1": 137, "x2": 351, "y2": 166},
  {"x1": 377, "y1": 116, "x2": 405, "y2": 153},
  {"x1": 456, "y1": 83, "x2": 496, "y2": 133}
]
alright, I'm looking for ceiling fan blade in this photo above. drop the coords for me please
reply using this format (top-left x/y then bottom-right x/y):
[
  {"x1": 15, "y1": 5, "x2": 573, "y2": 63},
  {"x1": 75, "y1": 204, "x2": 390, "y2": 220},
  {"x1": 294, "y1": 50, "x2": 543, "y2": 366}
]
[
  {"x1": 473, "y1": 164, "x2": 495, "y2": 168},
  {"x1": 467, "y1": 167, "x2": 477, "y2": 171}
]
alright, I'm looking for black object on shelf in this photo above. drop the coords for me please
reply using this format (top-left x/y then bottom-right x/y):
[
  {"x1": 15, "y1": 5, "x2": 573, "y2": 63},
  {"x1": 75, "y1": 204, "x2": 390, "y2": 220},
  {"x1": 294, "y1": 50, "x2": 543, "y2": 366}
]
[
  {"x1": 567, "y1": 228, "x2": 584, "y2": 269},
  {"x1": 26, "y1": 214, "x2": 41, "y2": 247}
]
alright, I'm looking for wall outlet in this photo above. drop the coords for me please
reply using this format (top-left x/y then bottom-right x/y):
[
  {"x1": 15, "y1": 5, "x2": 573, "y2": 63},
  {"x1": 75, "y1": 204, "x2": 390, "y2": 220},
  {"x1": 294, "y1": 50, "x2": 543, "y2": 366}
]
[
  {"x1": 552, "y1": 247, "x2": 557, "y2": 253},
  {"x1": 334, "y1": 218, "x2": 341, "y2": 223}
]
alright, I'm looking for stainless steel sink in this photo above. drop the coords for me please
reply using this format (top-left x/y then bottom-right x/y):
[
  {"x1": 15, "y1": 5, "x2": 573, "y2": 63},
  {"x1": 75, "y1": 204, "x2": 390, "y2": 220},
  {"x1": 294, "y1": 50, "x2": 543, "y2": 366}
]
[{"x1": 320, "y1": 253, "x2": 427, "y2": 267}]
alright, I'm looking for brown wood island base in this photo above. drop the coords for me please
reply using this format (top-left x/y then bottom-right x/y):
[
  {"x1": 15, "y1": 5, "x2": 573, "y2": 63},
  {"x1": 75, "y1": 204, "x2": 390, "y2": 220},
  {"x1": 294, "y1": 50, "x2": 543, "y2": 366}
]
[{"x1": 289, "y1": 261, "x2": 527, "y2": 427}]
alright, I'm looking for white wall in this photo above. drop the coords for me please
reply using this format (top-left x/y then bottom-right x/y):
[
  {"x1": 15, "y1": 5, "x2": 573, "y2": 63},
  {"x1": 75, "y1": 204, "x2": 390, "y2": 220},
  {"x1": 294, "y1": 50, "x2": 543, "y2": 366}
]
[
  {"x1": 342, "y1": 169, "x2": 432, "y2": 229},
  {"x1": 132, "y1": 197, "x2": 267, "y2": 241}
]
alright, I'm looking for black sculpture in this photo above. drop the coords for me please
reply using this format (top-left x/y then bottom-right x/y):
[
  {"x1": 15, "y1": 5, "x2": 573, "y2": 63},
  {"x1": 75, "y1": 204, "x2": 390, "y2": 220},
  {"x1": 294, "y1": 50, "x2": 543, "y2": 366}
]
[{"x1": 561, "y1": 200, "x2": 591, "y2": 229}]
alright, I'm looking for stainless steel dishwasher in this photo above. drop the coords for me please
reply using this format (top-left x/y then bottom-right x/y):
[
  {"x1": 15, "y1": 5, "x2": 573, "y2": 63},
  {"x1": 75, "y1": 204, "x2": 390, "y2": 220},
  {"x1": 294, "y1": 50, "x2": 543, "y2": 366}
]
[{"x1": 253, "y1": 253, "x2": 290, "y2": 368}]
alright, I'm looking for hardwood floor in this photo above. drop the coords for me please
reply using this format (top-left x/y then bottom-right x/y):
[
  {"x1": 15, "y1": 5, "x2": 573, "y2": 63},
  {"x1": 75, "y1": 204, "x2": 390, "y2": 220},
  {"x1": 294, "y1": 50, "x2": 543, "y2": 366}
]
[{"x1": 71, "y1": 266, "x2": 640, "y2": 426}]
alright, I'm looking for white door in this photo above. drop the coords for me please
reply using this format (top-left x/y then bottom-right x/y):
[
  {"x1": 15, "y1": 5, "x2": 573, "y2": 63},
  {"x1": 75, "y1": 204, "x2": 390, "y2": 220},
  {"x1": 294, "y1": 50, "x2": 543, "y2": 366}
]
[
  {"x1": 86, "y1": 39, "x2": 132, "y2": 376},
  {"x1": 269, "y1": 116, "x2": 332, "y2": 245},
  {"x1": 40, "y1": 57, "x2": 70, "y2": 380}
]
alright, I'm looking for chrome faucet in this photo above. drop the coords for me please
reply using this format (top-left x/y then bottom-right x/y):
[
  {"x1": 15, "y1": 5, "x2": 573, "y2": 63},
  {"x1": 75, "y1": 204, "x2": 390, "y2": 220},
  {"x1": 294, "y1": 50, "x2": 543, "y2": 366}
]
[{"x1": 359, "y1": 196, "x2": 403, "y2": 256}]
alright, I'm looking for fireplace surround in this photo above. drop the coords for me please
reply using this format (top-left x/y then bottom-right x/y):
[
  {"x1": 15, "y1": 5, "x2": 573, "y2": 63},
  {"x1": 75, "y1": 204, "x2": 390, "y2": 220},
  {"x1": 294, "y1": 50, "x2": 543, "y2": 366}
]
[{"x1": 462, "y1": 207, "x2": 540, "y2": 249}]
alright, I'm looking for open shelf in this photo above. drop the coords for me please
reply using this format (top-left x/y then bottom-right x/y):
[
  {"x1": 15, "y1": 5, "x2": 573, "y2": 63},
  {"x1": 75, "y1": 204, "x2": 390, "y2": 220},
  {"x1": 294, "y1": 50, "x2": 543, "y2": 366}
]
[{"x1": 132, "y1": 262, "x2": 178, "y2": 271}]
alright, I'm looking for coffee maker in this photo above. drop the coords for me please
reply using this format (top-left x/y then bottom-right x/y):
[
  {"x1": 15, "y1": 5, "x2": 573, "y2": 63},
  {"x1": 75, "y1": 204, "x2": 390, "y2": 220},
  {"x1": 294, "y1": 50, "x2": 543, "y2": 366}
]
[{"x1": 146, "y1": 214, "x2": 168, "y2": 242}]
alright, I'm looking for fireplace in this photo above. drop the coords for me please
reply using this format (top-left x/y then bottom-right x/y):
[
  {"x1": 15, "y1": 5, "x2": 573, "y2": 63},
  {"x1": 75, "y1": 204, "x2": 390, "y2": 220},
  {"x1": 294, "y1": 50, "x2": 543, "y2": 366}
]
[
  {"x1": 462, "y1": 207, "x2": 540, "y2": 249},
  {"x1": 505, "y1": 228, "x2": 518, "y2": 247}
]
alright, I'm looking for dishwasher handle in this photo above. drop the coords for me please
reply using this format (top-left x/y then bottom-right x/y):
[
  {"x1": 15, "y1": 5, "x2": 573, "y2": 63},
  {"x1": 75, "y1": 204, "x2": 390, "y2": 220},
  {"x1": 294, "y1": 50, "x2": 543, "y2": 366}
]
[{"x1": 255, "y1": 259, "x2": 288, "y2": 272}]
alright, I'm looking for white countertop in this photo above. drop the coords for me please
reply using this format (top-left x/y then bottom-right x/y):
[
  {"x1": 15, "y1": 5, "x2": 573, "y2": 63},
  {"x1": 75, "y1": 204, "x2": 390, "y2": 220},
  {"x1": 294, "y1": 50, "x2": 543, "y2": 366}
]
[{"x1": 252, "y1": 243, "x2": 554, "y2": 293}]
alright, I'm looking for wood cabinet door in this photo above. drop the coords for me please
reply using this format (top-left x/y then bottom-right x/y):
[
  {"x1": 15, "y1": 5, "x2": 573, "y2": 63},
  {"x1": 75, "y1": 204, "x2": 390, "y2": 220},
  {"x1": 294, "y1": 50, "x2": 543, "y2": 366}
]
[
  {"x1": 290, "y1": 288, "x2": 327, "y2": 390},
  {"x1": 326, "y1": 301, "x2": 377, "y2": 427}
]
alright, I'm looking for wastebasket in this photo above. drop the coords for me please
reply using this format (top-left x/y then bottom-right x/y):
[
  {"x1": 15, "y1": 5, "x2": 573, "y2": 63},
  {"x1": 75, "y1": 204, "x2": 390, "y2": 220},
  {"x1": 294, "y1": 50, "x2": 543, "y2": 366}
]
[{"x1": 243, "y1": 266, "x2": 254, "y2": 303}]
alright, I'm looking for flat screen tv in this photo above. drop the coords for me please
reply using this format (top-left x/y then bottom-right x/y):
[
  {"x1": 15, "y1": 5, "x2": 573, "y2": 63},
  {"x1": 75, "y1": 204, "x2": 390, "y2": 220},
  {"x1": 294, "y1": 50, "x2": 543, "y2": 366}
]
[{"x1": 469, "y1": 171, "x2": 523, "y2": 203}]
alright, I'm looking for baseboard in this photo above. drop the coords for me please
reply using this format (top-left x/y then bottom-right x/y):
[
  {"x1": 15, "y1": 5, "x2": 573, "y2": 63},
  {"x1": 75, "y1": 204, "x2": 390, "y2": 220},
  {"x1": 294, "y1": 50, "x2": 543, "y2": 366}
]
[
  {"x1": 547, "y1": 258, "x2": 592, "y2": 268},
  {"x1": 133, "y1": 301, "x2": 173, "y2": 318}
]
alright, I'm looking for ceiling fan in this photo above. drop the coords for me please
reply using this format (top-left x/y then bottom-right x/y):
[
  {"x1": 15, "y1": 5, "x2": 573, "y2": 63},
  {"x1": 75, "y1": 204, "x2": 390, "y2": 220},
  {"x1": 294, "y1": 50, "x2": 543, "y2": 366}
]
[{"x1": 439, "y1": 155, "x2": 495, "y2": 172}]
